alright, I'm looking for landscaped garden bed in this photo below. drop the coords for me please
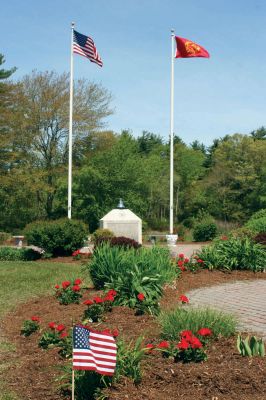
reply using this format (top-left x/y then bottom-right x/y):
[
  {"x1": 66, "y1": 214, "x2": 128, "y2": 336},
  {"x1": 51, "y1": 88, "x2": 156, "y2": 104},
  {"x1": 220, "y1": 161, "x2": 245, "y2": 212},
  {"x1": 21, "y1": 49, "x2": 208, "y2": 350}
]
[{"x1": 1, "y1": 266, "x2": 266, "y2": 400}]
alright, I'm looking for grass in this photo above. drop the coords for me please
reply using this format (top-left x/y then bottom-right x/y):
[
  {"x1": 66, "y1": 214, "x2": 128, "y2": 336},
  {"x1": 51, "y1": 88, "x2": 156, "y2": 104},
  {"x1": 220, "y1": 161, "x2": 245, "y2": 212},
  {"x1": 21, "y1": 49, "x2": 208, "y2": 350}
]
[
  {"x1": 0, "y1": 260, "x2": 89, "y2": 400},
  {"x1": 159, "y1": 306, "x2": 237, "y2": 341},
  {"x1": 0, "y1": 261, "x2": 90, "y2": 318}
]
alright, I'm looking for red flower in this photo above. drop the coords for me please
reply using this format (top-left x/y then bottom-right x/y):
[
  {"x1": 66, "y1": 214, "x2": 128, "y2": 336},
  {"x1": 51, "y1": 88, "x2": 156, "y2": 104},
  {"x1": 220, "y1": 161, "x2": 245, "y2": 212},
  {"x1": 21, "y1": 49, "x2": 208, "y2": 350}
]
[
  {"x1": 190, "y1": 337, "x2": 203, "y2": 349},
  {"x1": 180, "y1": 330, "x2": 193, "y2": 340},
  {"x1": 177, "y1": 339, "x2": 190, "y2": 350},
  {"x1": 83, "y1": 299, "x2": 94, "y2": 306},
  {"x1": 62, "y1": 281, "x2": 71, "y2": 289},
  {"x1": 137, "y1": 293, "x2": 145, "y2": 301},
  {"x1": 103, "y1": 294, "x2": 115, "y2": 302},
  {"x1": 178, "y1": 253, "x2": 184, "y2": 259},
  {"x1": 179, "y1": 295, "x2": 189, "y2": 304},
  {"x1": 107, "y1": 289, "x2": 117, "y2": 297},
  {"x1": 72, "y1": 285, "x2": 81, "y2": 292},
  {"x1": 145, "y1": 343, "x2": 154, "y2": 352},
  {"x1": 74, "y1": 278, "x2": 82, "y2": 285},
  {"x1": 56, "y1": 324, "x2": 65, "y2": 332},
  {"x1": 48, "y1": 322, "x2": 56, "y2": 329},
  {"x1": 93, "y1": 296, "x2": 104, "y2": 304},
  {"x1": 101, "y1": 329, "x2": 112, "y2": 335},
  {"x1": 60, "y1": 331, "x2": 68, "y2": 339},
  {"x1": 72, "y1": 249, "x2": 81, "y2": 256},
  {"x1": 184, "y1": 258, "x2": 189, "y2": 263},
  {"x1": 197, "y1": 259, "x2": 204, "y2": 264},
  {"x1": 197, "y1": 328, "x2": 212, "y2": 337},
  {"x1": 31, "y1": 316, "x2": 40, "y2": 323},
  {"x1": 157, "y1": 341, "x2": 170, "y2": 349},
  {"x1": 55, "y1": 284, "x2": 60, "y2": 289},
  {"x1": 221, "y1": 235, "x2": 228, "y2": 241},
  {"x1": 177, "y1": 260, "x2": 184, "y2": 267},
  {"x1": 112, "y1": 329, "x2": 119, "y2": 337}
]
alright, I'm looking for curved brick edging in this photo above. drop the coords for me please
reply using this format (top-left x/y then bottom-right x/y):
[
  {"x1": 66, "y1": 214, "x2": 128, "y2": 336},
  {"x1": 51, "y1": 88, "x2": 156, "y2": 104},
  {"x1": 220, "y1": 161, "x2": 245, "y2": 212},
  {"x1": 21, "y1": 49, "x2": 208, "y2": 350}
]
[{"x1": 187, "y1": 279, "x2": 266, "y2": 339}]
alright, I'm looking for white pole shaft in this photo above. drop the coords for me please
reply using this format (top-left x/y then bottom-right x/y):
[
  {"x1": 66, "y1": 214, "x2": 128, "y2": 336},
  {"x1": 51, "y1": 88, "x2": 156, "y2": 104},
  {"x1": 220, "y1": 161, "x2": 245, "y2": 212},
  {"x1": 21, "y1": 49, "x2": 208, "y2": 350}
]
[
  {"x1": 169, "y1": 30, "x2": 175, "y2": 234},
  {"x1": 68, "y1": 22, "x2": 75, "y2": 219}
]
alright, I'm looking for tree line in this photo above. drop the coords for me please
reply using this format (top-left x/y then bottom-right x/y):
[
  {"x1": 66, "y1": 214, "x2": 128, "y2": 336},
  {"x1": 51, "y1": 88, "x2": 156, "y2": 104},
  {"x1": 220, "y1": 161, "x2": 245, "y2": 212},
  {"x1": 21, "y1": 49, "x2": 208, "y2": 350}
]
[{"x1": 0, "y1": 54, "x2": 265, "y2": 233}]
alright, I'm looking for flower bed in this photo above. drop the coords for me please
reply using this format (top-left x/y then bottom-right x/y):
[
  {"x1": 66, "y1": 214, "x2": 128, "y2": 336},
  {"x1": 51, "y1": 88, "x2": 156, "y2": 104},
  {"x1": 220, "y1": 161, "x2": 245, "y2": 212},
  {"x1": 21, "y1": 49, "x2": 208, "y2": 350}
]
[{"x1": 1, "y1": 269, "x2": 266, "y2": 400}]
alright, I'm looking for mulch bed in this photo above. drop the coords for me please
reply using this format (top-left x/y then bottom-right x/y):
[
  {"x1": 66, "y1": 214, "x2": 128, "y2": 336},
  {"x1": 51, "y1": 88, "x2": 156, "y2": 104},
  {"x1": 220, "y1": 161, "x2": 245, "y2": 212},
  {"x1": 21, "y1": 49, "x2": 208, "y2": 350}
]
[{"x1": 1, "y1": 269, "x2": 266, "y2": 400}]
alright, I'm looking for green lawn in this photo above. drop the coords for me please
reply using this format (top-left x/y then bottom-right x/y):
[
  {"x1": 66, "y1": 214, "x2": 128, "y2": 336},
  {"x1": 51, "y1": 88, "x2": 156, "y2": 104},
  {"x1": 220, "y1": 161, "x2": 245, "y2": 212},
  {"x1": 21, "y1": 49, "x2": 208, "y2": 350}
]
[{"x1": 0, "y1": 260, "x2": 89, "y2": 400}]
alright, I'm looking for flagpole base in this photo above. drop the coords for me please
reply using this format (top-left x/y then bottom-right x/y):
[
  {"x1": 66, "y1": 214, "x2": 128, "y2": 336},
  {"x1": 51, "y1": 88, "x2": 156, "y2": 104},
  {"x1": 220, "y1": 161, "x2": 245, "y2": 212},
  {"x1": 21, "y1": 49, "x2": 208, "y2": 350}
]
[{"x1": 166, "y1": 234, "x2": 178, "y2": 247}]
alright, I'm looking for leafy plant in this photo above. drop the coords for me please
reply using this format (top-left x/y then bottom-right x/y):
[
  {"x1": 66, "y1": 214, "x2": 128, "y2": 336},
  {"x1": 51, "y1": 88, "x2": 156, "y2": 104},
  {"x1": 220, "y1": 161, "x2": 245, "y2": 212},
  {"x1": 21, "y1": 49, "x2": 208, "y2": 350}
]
[
  {"x1": 159, "y1": 307, "x2": 236, "y2": 341},
  {"x1": 87, "y1": 244, "x2": 177, "y2": 314},
  {"x1": 237, "y1": 334, "x2": 265, "y2": 357},
  {"x1": 54, "y1": 279, "x2": 83, "y2": 305},
  {"x1": 198, "y1": 236, "x2": 266, "y2": 272},
  {"x1": 57, "y1": 364, "x2": 111, "y2": 400},
  {"x1": 39, "y1": 322, "x2": 68, "y2": 349},
  {"x1": 176, "y1": 253, "x2": 204, "y2": 273},
  {"x1": 114, "y1": 337, "x2": 147, "y2": 384},
  {"x1": 24, "y1": 218, "x2": 87, "y2": 256},
  {"x1": 21, "y1": 316, "x2": 40, "y2": 337},
  {"x1": 83, "y1": 290, "x2": 117, "y2": 322}
]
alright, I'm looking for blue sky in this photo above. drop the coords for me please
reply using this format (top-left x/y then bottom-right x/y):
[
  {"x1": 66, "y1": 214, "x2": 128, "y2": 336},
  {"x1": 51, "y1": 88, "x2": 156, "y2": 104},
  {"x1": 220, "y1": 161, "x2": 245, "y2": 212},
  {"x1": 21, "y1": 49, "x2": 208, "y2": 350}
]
[{"x1": 1, "y1": 0, "x2": 266, "y2": 145}]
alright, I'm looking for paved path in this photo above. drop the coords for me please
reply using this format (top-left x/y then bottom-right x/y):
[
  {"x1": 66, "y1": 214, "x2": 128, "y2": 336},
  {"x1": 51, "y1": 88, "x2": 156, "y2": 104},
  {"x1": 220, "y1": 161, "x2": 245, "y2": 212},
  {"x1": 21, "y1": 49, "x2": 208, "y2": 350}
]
[
  {"x1": 187, "y1": 280, "x2": 266, "y2": 339},
  {"x1": 172, "y1": 243, "x2": 205, "y2": 258}
]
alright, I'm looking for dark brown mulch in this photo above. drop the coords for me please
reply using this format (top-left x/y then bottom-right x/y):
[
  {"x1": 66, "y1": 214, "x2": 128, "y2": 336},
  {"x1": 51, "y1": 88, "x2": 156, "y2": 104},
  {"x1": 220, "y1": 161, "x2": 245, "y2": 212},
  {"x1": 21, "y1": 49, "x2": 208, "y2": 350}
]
[{"x1": 1, "y1": 270, "x2": 266, "y2": 400}]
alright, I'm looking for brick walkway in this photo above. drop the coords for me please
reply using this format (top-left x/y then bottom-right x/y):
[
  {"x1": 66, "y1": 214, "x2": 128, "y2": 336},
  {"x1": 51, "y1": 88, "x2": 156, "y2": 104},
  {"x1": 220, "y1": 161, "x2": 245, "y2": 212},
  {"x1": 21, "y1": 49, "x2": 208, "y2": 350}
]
[{"x1": 187, "y1": 280, "x2": 266, "y2": 339}]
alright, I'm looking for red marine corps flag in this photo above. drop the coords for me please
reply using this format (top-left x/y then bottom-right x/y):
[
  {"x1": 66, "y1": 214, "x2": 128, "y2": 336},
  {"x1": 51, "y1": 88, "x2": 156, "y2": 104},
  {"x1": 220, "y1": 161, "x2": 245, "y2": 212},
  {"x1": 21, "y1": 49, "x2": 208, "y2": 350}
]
[{"x1": 175, "y1": 36, "x2": 210, "y2": 58}]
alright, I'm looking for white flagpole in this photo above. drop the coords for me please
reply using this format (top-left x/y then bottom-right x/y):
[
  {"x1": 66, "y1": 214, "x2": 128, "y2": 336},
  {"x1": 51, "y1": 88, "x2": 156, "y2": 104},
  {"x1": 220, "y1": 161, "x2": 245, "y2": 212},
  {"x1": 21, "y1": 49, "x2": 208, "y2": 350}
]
[
  {"x1": 72, "y1": 369, "x2": 75, "y2": 400},
  {"x1": 169, "y1": 29, "x2": 175, "y2": 234},
  {"x1": 68, "y1": 22, "x2": 75, "y2": 219}
]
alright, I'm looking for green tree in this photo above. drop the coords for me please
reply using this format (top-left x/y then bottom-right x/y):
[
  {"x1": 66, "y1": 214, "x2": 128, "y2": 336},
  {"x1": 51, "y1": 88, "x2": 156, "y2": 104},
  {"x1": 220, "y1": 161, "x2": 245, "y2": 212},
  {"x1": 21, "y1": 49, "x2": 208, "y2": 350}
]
[
  {"x1": 5, "y1": 70, "x2": 113, "y2": 219},
  {"x1": 203, "y1": 134, "x2": 266, "y2": 221}
]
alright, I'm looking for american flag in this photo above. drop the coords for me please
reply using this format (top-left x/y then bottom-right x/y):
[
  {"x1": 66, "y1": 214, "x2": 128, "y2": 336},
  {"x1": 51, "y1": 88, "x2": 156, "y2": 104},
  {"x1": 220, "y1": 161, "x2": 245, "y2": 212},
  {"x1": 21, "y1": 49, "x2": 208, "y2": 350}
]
[
  {"x1": 73, "y1": 325, "x2": 117, "y2": 376},
  {"x1": 73, "y1": 30, "x2": 103, "y2": 67}
]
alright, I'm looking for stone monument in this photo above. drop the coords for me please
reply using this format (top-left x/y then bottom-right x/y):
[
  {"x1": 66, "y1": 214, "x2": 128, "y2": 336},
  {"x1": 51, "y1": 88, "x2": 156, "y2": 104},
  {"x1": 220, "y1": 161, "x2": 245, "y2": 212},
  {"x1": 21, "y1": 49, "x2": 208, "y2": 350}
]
[{"x1": 100, "y1": 199, "x2": 142, "y2": 244}]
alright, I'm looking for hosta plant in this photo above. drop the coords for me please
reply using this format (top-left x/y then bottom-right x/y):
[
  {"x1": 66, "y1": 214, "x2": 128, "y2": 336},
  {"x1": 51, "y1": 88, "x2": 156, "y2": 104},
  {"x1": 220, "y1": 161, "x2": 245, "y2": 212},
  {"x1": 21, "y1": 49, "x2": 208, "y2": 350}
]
[
  {"x1": 54, "y1": 278, "x2": 83, "y2": 305},
  {"x1": 237, "y1": 334, "x2": 265, "y2": 357},
  {"x1": 21, "y1": 316, "x2": 41, "y2": 337}
]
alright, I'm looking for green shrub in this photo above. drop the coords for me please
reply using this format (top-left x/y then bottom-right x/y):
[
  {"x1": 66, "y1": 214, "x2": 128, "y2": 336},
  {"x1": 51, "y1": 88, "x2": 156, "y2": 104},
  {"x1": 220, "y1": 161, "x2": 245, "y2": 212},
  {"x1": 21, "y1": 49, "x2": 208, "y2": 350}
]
[
  {"x1": 193, "y1": 221, "x2": 217, "y2": 242},
  {"x1": 248, "y1": 209, "x2": 266, "y2": 221},
  {"x1": 231, "y1": 226, "x2": 255, "y2": 240},
  {"x1": 0, "y1": 247, "x2": 41, "y2": 261},
  {"x1": 198, "y1": 236, "x2": 266, "y2": 272},
  {"x1": 24, "y1": 218, "x2": 87, "y2": 256},
  {"x1": 159, "y1": 307, "x2": 236, "y2": 341},
  {"x1": 87, "y1": 244, "x2": 177, "y2": 314},
  {"x1": 91, "y1": 228, "x2": 114, "y2": 244},
  {"x1": 245, "y1": 217, "x2": 266, "y2": 234},
  {"x1": 0, "y1": 232, "x2": 11, "y2": 244}
]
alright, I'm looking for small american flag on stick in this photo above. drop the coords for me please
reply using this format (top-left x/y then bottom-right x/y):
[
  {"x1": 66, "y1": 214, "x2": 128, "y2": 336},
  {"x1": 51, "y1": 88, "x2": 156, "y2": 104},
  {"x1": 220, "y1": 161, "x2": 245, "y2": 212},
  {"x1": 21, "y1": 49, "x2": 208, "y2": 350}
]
[
  {"x1": 73, "y1": 325, "x2": 117, "y2": 376},
  {"x1": 73, "y1": 30, "x2": 103, "y2": 67}
]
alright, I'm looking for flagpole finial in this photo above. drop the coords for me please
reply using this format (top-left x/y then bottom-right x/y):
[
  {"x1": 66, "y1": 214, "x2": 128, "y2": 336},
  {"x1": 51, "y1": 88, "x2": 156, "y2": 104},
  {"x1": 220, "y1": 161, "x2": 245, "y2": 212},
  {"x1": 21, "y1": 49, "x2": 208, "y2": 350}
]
[
  {"x1": 171, "y1": 29, "x2": 175, "y2": 35},
  {"x1": 71, "y1": 22, "x2": 75, "y2": 28}
]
